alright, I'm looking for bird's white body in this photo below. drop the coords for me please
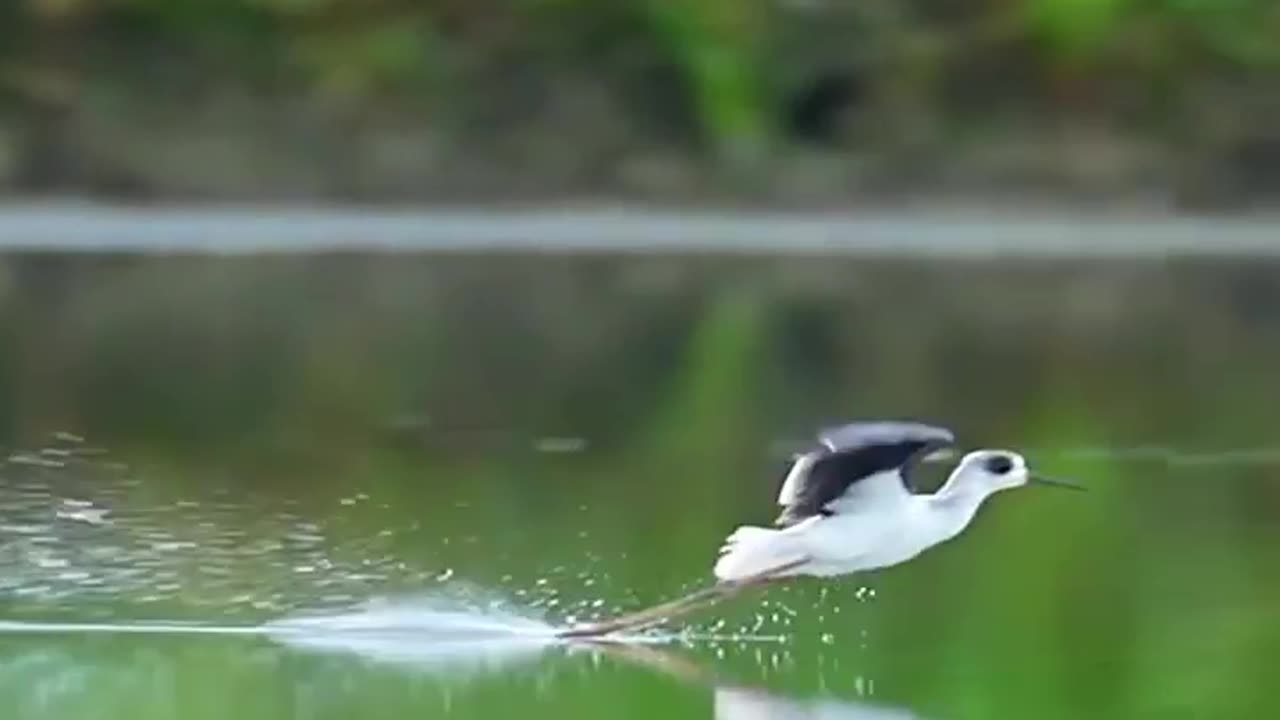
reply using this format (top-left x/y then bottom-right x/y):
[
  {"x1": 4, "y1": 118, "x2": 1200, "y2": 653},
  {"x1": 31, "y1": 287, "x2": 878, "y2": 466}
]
[{"x1": 714, "y1": 451, "x2": 1030, "y2": 583}]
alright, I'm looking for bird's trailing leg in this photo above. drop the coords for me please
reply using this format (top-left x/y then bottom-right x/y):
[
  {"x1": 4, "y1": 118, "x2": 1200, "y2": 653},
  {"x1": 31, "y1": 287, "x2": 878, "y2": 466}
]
[{"x1": 555, "y1": 558, "x2": 808, "y2": 640}]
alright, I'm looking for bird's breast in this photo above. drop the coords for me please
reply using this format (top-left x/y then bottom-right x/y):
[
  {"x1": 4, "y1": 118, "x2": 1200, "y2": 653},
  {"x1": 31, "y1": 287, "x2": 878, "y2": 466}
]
[{"x1": 808, "y1": 501, "x2": 954, "y2": 572}]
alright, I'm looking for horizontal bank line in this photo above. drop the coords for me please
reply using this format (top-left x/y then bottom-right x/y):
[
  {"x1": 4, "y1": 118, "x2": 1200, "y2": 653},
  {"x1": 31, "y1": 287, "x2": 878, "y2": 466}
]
[{"x1": 0, "y1": 202, "x2": 1277, "y2": 256}]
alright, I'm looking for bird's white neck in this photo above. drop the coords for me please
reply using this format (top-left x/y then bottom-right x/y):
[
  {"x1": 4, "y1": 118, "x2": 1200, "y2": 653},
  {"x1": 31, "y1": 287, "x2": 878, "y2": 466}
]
[{"x1": 925, "y1": 477, "x2": 1002, "y2": 541}]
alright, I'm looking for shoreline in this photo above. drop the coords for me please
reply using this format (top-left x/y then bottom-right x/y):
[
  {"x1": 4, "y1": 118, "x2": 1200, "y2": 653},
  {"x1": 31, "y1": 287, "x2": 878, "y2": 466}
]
[{"x1": 0, "y1": 198, "x2": 1277, "y2": 256}]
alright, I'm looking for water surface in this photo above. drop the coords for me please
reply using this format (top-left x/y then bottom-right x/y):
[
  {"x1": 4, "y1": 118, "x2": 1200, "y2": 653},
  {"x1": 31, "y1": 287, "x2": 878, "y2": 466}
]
[{"x1": 2, "y1": 251, "x2": 1279, "y2": 719}]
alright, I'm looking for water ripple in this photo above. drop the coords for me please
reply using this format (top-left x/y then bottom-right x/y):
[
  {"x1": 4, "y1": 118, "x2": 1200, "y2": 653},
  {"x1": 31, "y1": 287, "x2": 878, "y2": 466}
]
[{"x1": 0, "y1": 436, "x2": 447, "y2": 619}]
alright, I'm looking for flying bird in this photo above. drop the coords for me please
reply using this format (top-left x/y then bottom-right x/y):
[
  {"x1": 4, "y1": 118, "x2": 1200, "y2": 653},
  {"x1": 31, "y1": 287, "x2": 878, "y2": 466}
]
[{"x1": 559, "y1": 420, "x2": 1081, "y2": 639}]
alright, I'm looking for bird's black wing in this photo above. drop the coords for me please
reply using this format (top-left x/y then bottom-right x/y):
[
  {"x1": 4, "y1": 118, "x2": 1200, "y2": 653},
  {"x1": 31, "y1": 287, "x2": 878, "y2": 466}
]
[{"x1": 774, "y1": 420, "x2": 955, "y2": 526}]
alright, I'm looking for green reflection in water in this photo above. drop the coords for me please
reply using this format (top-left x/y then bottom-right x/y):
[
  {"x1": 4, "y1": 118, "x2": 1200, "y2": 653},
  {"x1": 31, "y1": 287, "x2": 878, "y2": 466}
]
[{"x1": 2, "y1": 254, "x2": 1280, "y2": 719}]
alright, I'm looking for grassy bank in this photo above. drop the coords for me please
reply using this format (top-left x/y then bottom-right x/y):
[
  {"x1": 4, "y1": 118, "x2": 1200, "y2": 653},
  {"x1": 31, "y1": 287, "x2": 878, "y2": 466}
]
[{"x1": 1, "y1": 1, "x2": 1278, "y2": 208}]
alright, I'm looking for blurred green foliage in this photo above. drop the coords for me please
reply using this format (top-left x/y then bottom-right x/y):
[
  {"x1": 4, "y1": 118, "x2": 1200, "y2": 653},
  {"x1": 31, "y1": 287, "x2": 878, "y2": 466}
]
[
  {"x1": 1, "y1": 0, "x2": 1277, "y2": 166},
  {"x1": 1022, "y1": 0, "x2": 1280, "y2": 72}
]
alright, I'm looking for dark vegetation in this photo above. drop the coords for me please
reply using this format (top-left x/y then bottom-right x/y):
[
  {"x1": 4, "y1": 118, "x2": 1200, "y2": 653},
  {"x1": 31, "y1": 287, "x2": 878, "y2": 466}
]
[{"x1": 1, "y1": 1, "x2": 1278, "y2": 207}]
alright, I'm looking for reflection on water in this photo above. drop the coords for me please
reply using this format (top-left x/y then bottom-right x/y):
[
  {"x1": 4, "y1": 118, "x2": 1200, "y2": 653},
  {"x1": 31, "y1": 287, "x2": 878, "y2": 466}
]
[
  {"x1": 714, "y1": 687, "x2": 928, "y2": 720},
  {"x1": 595, "y1": 642, "x2": 937, "y2": 719},
  {"x1": 3, "y1": 253, "x2": 1280, "y2": 718},
  {"x1": 0, "y1": 616, "x2": 934, "y2": 720}
]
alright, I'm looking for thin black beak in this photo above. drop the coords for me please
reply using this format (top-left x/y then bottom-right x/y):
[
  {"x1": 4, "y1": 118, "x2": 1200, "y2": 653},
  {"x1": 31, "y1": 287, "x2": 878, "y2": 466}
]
[{"x1": 1029, "y1": 474, "x2": 1086, "y2": 491}]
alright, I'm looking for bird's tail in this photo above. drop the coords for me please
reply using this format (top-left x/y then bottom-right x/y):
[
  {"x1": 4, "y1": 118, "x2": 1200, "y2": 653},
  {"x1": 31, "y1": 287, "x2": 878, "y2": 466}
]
[{"x1": 713, "y1": 525, "x2": 808, "y2": 583}]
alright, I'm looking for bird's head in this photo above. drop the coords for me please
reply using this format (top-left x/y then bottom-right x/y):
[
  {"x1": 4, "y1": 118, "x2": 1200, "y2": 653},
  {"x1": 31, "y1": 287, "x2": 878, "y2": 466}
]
[{"x1": 952, "y1": 449, "x2": 1084, "y2": 494}]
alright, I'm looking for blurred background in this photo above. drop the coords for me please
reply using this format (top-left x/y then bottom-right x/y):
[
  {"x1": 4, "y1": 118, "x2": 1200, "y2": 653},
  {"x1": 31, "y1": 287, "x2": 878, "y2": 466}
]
[
  {"x1": 1, "y1": 0, "x2": 1278, "y2": 209},
  {"x1": 2, "y1": 3, "x2": 1280, "y2": 720}
]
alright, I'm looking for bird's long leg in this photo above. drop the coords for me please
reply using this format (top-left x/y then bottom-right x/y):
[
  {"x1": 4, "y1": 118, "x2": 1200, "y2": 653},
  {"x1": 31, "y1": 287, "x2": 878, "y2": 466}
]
[
  {"x1": 556, "y1": 585, "x2": 732, "y2": 640},
  {"x1": 556, "y1": 559, "x2": 807, "y2": 640}
]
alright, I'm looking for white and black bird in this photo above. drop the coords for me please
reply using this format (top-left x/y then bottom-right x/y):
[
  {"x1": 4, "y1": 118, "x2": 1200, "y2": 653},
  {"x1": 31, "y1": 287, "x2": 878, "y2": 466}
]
[
  {"x1": 560, "y1": 420, "x2": 1081, "y2": 639},
  {"x1": 713, "y1": 420, "x2": 1081, "y2": 583}
]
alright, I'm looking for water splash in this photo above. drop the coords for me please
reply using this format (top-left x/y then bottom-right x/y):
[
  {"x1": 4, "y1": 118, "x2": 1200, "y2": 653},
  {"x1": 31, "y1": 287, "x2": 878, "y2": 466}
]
[
  {"x1": 263, "y1": 595, "x2": 561, "y2": 672},
  {"x1": 266, "y1": 594, "x2": 556, "y2": 639}
]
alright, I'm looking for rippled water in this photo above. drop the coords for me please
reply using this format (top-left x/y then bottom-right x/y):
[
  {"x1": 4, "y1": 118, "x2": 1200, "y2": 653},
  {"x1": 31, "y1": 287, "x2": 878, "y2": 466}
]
[
  {"x1": 0, "y1": 433, "x2": 803, "y2": 640},
  {"x1": 2, "y1": 252, "x2": 1280, "y2": 719},
  {"x1": 1, "y1": 441, "x2": 406, "y2": 618}
]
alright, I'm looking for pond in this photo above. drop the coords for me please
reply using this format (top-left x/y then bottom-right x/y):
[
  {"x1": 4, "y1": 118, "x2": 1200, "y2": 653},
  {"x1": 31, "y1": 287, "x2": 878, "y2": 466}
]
[{"x1": 1, "y1": 251, "x2": 1279, "y2": 719}]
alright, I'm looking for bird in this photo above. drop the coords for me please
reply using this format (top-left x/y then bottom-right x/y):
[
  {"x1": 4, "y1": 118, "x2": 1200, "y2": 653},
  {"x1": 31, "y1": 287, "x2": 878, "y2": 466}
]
[
  {"x1": 558, "y1": 420, "x2": 1081, "y2": 639},
  {"x1": 712, "y1": 420, "x2": 1081, "y2": 582}
]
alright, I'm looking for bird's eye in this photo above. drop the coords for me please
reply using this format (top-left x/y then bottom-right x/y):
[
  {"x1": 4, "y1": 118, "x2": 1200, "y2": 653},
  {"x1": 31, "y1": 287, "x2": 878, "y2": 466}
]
[{"x1": 983, "y1": 455, "x2": 1015, "y2": 475}]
